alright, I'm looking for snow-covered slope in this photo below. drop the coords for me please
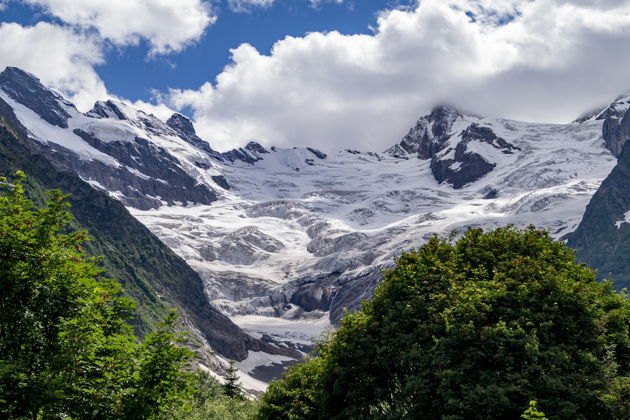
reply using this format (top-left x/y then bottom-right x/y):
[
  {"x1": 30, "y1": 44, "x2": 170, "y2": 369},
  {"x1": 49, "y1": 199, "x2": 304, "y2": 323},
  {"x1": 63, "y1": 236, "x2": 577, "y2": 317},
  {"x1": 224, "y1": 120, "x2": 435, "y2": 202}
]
[
  {"x1": 131, "y1": 115, "x2": 615, "y2": 340},
  {"x1": 0, "y1": 66, "x2": 622, "y2": 386}
]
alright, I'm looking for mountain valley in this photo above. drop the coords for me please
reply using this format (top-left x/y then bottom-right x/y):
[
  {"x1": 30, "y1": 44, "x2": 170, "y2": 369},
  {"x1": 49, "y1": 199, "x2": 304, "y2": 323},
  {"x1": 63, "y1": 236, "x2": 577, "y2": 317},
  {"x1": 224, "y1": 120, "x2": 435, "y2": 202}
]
[{"x1": 1, "y1": 66, "x2": 629, "y2": 392}]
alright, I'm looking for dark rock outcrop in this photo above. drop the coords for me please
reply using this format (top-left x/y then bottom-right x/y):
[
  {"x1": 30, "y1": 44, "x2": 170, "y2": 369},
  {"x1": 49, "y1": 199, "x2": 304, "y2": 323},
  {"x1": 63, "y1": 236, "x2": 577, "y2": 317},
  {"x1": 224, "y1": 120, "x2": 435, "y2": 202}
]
[
  {"x1": 306, "y1": 147, "x2": 327, "y2": 160},
  {"x1": 166, "y1": 113, "x2": 223, "y2": 160},
  {"x1": 601, "y1": 106, "x2": 630, "y2": 158},
  {"x1": 0, "y1": 67, "x2": 76, "y2": 128},
  {"x1": 212, "y1": 175, "x2": 230, "y2": 190},
  {"x1": 88, "y1": 100, "x2": 129, "y2": 120},
  {"x1": 430, "y1": 124, "x2": 520, "y2": 189},
  {"x1": 222, "y1": 141, "x2": 269, "y2": 164},
  {"x1": 290, "y1": 283, "x2": 331, "y2": 312},
  {"x1": 386, "y1": 105, "x2": 462, "y2": 160},
  {"x1": 568, "y1": 139, "x2": 630, "y2": 291}
]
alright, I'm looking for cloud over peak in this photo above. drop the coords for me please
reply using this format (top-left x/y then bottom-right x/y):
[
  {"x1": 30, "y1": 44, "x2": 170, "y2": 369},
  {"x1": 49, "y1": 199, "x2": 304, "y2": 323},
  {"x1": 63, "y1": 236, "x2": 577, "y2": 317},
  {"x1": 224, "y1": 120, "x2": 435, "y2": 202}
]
[{"x1": 168, "y1": 0, "x2": 630, "y2": 152}]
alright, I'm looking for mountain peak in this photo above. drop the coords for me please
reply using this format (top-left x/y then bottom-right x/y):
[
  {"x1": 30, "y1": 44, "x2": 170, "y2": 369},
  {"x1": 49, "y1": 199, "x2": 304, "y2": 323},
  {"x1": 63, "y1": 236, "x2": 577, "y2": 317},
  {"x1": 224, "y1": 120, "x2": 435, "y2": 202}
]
[
  {"x1": 166, "y1": 113, "x2": 196, "y2": 137},
  {"x1": 0, "y1": 66, "x2": 76, "y2": 128},
  {"x1": 87, "y1": 99, "x2": 135, "y2": 121},
  {"x1": 1, "y1": 66, "x2": 38, "y2": 83},
  {"x1": 428, "y1": 104, "x2": 461, "y2": 120}
]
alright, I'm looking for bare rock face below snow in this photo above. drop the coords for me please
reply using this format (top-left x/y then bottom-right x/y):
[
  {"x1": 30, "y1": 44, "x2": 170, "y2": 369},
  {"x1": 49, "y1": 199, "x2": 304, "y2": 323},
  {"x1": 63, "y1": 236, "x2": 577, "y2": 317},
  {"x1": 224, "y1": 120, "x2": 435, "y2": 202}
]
[
  {"x1": 0, "y1": 67, "x2": 75, "y2": 129},
  {"x1": 387, "y1": 105, "x2": 523, "y2": 189},
  {"x1": 431, "y1": 124, "x2": 521, "y2": 189},
  {"x1": 600, "y1": 95, "x2": 630, "y2": 158},
  {"x1": 568, "y1": 139, "x2": 630, "y2": 290}
]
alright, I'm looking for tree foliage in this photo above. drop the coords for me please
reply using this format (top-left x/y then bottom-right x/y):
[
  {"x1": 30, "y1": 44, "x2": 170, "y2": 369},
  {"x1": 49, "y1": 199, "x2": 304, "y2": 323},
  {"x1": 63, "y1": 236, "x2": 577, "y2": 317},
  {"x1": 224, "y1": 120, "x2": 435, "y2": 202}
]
[
  {"x1": 258, "y1": 226, "x2": 630, "y2": 419},
  {"x1": 223, "y1": 360, "x2": 244, "y2": 399},
  {"x1": 0, "y1": 172, "x2": 194, "y2": 419}
]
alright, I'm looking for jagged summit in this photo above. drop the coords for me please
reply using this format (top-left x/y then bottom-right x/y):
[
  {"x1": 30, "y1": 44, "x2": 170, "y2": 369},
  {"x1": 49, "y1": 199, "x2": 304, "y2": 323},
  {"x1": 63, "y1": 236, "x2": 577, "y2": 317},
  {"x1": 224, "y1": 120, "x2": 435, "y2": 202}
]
[
  {"x1": 167, "y1": 112, "x2": 197, "y2": 137},
  {"x1": 385, "y1": 104, "x2": 473, "y2": 160},
  {"x1": 0, "y1": 66, "x2": 77, "y2": 128},
  {"x1": 87, "y1": 99, "x2": 134, "y2": 121}
]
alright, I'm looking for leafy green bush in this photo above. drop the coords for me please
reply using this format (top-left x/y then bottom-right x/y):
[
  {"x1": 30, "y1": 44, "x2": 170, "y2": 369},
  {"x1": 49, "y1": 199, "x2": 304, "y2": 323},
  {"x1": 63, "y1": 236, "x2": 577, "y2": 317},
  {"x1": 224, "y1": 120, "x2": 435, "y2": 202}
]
[{"x1": 259, "y1": 226, "x2": 630, "y2": 419}]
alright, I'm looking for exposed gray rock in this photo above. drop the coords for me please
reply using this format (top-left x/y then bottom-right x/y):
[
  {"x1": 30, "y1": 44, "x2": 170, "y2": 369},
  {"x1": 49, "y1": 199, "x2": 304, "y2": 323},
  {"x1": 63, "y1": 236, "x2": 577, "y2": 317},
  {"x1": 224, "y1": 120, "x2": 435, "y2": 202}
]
[
  {"x1": 222, "y1": 141, "x2": 269, "y2": 164},
  {"x1": 431, "y1": 124, "x2": 520, "y2": 189},
  {"x1": 87, "y1": 100, "x2": 129, "y2": 120},
  {"x1": 166, "y1": 112, "x2": 223, "y2": 160},
  {"x1": 290, "y1": 283, "x2": 331, "y2": 312},
  {"x1": 0, "y1": 67, "x2": 75, "y2": 128},
  {"x1": 329, "y1": 269, "x2": 382, "y2": 325},
  {"x1": 306, "y1": 147, "x2": 327, "y2": 159},
  {"x1": 602, "y1": 106, "x2": 630, "y2": 158},
  {"x1": 212, "y1": 175, "x2": 230, "y2": 190},
  {"x1": 73, "y1": 129, "x2": 217, "y2": 209}
]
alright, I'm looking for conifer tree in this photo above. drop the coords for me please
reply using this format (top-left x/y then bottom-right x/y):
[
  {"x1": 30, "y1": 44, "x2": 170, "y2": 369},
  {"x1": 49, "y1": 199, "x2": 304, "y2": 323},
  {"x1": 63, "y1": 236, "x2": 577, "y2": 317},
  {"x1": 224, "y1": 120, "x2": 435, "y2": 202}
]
[{"x1": 223, "y1": 360, "x2": 243, "y2": 399}]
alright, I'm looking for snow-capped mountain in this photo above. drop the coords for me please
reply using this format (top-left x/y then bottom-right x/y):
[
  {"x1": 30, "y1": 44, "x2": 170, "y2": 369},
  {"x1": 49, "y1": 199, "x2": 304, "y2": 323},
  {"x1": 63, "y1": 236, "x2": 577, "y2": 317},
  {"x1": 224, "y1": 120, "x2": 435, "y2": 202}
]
[{"x1": 0, "y1": 66, "x2": 627, "y2": 386}]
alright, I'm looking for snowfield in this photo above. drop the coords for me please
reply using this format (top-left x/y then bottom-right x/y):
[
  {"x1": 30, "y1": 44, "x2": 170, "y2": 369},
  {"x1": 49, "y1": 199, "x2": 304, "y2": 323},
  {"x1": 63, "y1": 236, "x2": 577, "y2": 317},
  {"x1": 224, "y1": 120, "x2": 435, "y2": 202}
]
[{"x1": 131, "y1": 116, "x2": 615, "y2": 355}]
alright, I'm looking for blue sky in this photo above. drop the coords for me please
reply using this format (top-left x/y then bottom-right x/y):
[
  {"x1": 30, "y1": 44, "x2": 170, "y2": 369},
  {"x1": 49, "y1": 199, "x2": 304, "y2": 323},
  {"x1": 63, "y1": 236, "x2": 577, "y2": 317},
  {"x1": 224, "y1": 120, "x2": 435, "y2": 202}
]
[
  {"x1": 0, "y1": 0, "x2": 629, "y2": 152},
  {"x1": 1, "y1": 0, "x2": 409, "y2": 104}
]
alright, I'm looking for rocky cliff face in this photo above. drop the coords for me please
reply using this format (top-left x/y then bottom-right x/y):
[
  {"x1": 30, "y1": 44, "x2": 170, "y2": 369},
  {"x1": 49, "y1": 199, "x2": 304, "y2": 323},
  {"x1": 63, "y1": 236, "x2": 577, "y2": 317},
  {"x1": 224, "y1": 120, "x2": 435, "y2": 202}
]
[
  {"x1": 568, "y1": 138, "x2": 630, "y2": 290},
  {"x1": 598, "y1": 94, "x2": 630, "y2": 157},
  {"x1": 0, "y1": 66, "x2": 76, "y2": 129}
]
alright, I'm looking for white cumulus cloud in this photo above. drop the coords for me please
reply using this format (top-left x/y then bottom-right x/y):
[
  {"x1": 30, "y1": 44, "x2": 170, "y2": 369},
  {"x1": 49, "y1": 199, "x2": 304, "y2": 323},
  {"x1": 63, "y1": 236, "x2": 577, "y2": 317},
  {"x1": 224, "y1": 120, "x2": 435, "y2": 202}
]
[
  {"x1": 19, "y1": 0, "x2": 215, "y2": 55},
  {"x1": 168, "y1": 0, "x2": 630, "y2": 152},
  {"x1": 0, "y1": 22, "x2": 107, "y2": 110}
]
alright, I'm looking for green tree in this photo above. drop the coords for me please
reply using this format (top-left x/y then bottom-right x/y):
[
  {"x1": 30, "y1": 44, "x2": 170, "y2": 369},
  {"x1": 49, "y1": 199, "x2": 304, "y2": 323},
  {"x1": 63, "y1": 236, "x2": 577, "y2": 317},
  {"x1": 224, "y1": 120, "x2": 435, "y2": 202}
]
[
  {"x1": 0, "y1": 172, "x2": 194, "y2": 419},
  {"x1": 223, "y1": 360, "x2": 243, "y2": 399},
  {"x1": 259, "y1": 226, "x2": 630, "y2": 420}
]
